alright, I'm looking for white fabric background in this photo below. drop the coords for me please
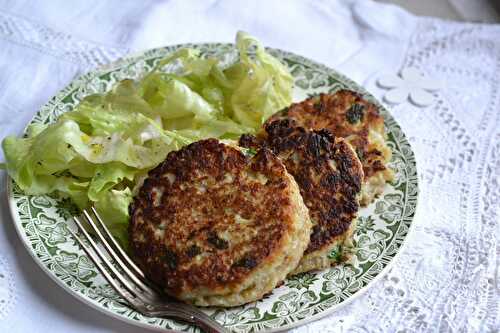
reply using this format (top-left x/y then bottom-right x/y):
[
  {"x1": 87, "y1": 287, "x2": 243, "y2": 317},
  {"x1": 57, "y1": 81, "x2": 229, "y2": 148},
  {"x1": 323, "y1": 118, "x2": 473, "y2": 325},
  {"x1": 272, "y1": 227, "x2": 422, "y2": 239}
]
[{"x1": 0, "y1": 1, "x2": 498, "y2": 332}]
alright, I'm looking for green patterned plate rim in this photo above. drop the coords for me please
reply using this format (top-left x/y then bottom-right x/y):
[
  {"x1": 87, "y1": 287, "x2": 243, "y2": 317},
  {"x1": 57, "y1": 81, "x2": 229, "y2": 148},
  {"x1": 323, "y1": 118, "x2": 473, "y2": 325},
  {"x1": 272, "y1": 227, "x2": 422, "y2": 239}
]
[{"x1": 6, "y1": 43, "x2": 418, "y2": 333}]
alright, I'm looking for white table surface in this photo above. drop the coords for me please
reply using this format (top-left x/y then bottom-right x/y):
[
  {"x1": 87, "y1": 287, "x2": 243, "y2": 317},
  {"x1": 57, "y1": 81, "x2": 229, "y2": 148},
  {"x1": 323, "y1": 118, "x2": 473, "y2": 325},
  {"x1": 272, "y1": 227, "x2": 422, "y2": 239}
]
[
  {"x1": 0, "y1": 1, "x2": 498, "y2": 332},
  {"x1": 377, "y1": 0, "x2": 500, "y2": 22}
]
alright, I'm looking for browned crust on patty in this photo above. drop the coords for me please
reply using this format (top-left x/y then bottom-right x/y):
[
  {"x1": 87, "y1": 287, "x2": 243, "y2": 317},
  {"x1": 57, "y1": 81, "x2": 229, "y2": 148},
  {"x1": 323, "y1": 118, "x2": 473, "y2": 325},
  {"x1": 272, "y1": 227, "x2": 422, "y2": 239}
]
[
  {"x1": 129, "y1": 139, "x2": 301, "y2": 297},
  {"x1": 265, "y1": 90, "x2": 388, "y2": 180},
  {"x1": 240, "y1": 122, "x2": 363, "y2": 254}
]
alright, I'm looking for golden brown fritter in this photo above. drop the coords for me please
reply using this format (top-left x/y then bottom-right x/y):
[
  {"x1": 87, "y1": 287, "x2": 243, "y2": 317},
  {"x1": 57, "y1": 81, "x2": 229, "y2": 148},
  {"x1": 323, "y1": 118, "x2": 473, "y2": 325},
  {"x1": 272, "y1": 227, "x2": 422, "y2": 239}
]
[
  {"x1": 265, "y1": 90, "x2": 393, "y2": 205},
  {"x1": 240, "y1": 121, "x2": 364, "y2": 274},
  {"x1": 129, "y1": 139, "x2": 311, "y2": 306}
]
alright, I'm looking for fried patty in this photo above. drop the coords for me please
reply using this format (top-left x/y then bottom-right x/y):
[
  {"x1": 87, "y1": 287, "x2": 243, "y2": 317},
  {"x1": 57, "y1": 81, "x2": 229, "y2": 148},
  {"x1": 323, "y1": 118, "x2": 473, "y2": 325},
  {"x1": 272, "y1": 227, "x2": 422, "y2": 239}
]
[
  {"x1": 265, "y1": 90, "x2": 394, "y2": 205},
  {"x1": 240, "y1": 121, "x2": 364, "y2": 274},
  {"x1": 129, "y1": 139, "x2": 311, "y2": 306}
]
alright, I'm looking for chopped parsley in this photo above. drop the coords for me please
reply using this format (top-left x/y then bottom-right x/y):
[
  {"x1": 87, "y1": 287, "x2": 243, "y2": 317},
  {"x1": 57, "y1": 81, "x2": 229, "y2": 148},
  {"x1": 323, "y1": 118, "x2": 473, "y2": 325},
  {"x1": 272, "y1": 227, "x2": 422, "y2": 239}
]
[
  {"x1": 244, "y1": 147, "x2": 257, "y2": 157},
  {"x1": 327, "y1": 245, "x2": 343, "y2": 262},
  {"x1": 186, "y1": 245, "x2": 201, "y2": 258},
  {"x1": 313, "y1": 101, "x2": 325, "y2": 113},
  {"x1": 207, "y1": 232, "x2": 229, "y2": 250},
  {"x1": 233, "y1": 255, "x2": 257, "y2": 269},
  {"x1": 356, "y1": 147, "x2": 365, "y2": 161},
  {"x1": 346, "y1": 103, "x2": 365, "y2": 124},
  {"x1": 162, "y1": 249, "x2": 178, "y2": 270}
]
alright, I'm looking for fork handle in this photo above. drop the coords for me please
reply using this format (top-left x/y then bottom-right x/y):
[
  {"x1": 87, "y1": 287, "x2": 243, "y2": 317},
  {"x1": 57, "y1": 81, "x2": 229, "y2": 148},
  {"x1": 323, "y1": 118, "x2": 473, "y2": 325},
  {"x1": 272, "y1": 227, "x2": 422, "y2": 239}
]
[{"x1": 146, "y1": 303, "x2": 229, "y2": 333}]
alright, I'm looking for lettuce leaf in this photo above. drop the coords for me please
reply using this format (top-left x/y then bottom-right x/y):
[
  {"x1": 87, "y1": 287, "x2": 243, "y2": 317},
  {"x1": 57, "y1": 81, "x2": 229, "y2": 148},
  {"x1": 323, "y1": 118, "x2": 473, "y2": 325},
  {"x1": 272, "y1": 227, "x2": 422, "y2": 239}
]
[
  {"x1": 223, "y1": 31, "x2": 294, "y2": 128},
  {"x1": 87, "y1": 162, "x2": 136, "y2": 201},
  {"x1": 140, "y1": 73, "x2": 217, "y2": 121},
  {"x1": 94, "y1": 187, "x2": 133, "y2": 247},
  {"x1": 1, "y1": 32, "x2": 293, "y2": 245}
]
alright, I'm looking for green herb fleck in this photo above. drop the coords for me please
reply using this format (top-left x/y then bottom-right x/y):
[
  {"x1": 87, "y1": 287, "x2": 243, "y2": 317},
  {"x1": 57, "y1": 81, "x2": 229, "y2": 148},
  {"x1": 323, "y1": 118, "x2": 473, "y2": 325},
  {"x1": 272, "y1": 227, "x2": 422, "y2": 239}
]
[
  {"x1": 186, "y1": 245, "x2": 201, "y2": 258},
  {"x1": 233, "y1": 255, "x2": 257, "y2": 269},
  {"x1": 313, "y1": 101, "x2": 325, "y2": 112},
  {"x1": 162, "y1": 249, "x2": 178, "y2": 270},
  {"x1": 327, "y1": 245, "x2": 343, "y2": 262},
  {"x1": 245, "y1": 148, "x2": 257, "y2": 157},
  {"x1": 207, "y1": 232, "x2": 229, "y2": 250},
  {"x1": 356, "y1": 147, "x2": 365, "y2": 161},
  {"x1": 346, "y1": 104, "x2": 365, "y2": 124}
]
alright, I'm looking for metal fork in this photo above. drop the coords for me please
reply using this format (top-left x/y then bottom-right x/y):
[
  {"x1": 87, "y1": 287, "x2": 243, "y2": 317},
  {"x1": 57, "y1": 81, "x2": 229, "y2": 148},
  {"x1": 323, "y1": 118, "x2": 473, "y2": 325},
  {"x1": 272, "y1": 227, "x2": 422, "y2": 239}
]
[{"x1": 69, "y1": 207, "x2": 228, "y2": 333}]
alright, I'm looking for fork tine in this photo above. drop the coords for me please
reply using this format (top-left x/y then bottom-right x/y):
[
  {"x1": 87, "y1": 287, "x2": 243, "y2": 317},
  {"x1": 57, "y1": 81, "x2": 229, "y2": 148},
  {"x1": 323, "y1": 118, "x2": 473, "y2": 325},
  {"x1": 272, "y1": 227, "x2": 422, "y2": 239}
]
[
  {"x1": 72, "y1": 216, "x2": 140, "y2": 298},
  {"x1": 89, "y1": 207, "x2": 146, "y2": 280},
  {"x1": 68, "y1": 227, "x2": 141, "y2": 309},
  {"x1": 81, "y1": 209, "x2": 155, "y2": 296}
]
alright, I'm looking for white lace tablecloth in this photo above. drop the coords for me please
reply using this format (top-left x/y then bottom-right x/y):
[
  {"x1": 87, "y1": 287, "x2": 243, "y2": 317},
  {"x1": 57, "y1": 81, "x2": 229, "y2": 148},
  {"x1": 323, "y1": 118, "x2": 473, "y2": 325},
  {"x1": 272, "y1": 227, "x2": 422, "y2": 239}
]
[{"x1": 0, "y1": 1, "x2": 498, "y2": 332}]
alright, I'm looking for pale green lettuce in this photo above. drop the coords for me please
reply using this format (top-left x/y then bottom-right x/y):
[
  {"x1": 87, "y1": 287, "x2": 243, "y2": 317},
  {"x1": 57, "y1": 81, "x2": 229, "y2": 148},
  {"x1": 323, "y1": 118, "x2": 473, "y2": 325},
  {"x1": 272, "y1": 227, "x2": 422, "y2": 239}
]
[
  {"x1": 1, "y1": 32, "x2": 293, "y2": 245},
  {"x1": 94, "y1": 187, "x2": 133, "y2": 248},
  {"x1": 223, "y1": 31, "x2": 294, "y2": 128}
]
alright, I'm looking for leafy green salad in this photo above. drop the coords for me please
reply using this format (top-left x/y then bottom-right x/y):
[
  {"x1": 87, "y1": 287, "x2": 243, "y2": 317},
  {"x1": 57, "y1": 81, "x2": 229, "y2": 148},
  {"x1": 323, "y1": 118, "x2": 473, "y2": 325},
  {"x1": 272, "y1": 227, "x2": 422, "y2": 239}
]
[{"x1": 1, "y1": 32, "x2": 294, "y2": 244}]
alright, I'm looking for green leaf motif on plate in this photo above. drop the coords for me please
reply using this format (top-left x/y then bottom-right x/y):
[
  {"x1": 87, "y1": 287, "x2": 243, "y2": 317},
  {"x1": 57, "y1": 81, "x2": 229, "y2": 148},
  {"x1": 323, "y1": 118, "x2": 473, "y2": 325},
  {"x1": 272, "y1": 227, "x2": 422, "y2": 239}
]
[
  {"x1": 375, "y1": 193, "x2": 404, "y2": 224},
  {"x1": 54, "y1": 250, "x2": 97, "y2": 281},
  {"x1": 321, "y1": 265, "x2": 360, "y2": 294},
  {"x1": 31, "y1": 195, "x2": 52, "y2": 208},
  {"x1": 214, "y1": 307, "x2": 261, "y2": 327},
  {"x1": 355, "y1": 229, "x2": 392, "y2": 263},
  {"x1": 271, "y1": 290, "x2": 318, "y2": 317},
  {"x1": 44, "y1": 222, "x2": 70, "y2": 246},
  {"x1": 357, "y1": 216, "x2": 376, "y2": 234},
  {"x1": 54, "y1": 196, "x2": 81, "y2": 220},
  {"x1": 286, "y1": 272, "x2": 318, "y2": 290}
]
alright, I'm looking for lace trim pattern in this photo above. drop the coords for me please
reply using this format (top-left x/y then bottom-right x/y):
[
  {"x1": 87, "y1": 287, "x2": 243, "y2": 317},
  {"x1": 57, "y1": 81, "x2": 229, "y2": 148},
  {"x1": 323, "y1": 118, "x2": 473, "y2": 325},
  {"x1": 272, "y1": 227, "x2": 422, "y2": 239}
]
[
  {"x1": 0, "y1": 9, "x2": 129, "y2": 321},
  {"x1": 293, "y1": 17, "x2": 500, "y2": 333},
  {"x1": 0, "y1": 10, "x2": 497, "y2": 331},
  {"x1": 0, "y1": 11, "x2": 127, "y2": 68},
  {"x1": 0, "y1": 254, "x2": 16, "y2": 320}
]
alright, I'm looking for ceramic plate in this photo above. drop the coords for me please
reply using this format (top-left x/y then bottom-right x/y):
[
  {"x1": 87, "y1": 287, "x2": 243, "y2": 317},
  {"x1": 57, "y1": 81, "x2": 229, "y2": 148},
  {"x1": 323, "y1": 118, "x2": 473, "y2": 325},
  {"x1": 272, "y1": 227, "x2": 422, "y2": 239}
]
[{"x1": 7, "y1": 43, "x2": 418, "y2": 332}]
